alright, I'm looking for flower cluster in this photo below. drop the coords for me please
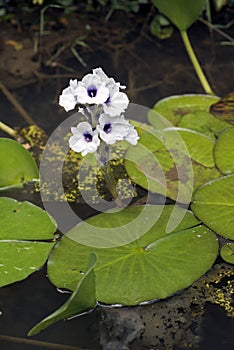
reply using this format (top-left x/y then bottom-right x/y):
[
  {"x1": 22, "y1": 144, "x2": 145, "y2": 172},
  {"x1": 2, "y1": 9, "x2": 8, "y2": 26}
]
[{"x1": 59, "y1": 68, "x2": 139, "y2": 157}]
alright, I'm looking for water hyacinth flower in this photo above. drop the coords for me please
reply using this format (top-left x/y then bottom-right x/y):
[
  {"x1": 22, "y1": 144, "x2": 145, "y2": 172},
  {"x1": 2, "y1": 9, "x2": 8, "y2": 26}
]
[
  {"x1": 59, "y1": 67, "x2": 129, "y2": 115},
  {"x1": 76, "y1": 73, "x2": 110, "y2": 105},
  {"x1": 97, "y1": 114, "x2": 139, "y2": 145},
  {"x1": 59, "y1": 67, "x2": 139, "y2": 158},
  {"x1": 69, "y1": 122, "x2": 100, "y2": 156},
  {"x1": 93, "y1": 68, "x2": 129, "y2": 116}
]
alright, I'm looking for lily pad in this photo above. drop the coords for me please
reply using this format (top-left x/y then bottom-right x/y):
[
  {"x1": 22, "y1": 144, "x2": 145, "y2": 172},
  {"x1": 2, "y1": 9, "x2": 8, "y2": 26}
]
[
  {"x1": 178, "y1": 111, "x2": 231, "y2": 139},
  {"x1": 0, "y1": 197, "x2": 57, "y2": 286},
  {"x1": 28, "y1": 253, "x2": 97, "y2": 336},
  {"x1": 0, "y1": 197, "x2": 57, "y2": 240},
  {"x1": 125, "y1": 128, "x2": 221, "y2": 203},
  {"x1": 152, "y1": 0, "x2": 206, "y2": 31},
  {"x1": 0, "y1": 138, "x2": 39, "y2": 191},
  {"x1": 48, "y1": 205, "x2": 218, "y2": 305},
  {"x1": 220, "y1": 244, "x2": 234, "y2": 264},
  {"x1": 214, "y1": 127, "x2": 234, "y2": 175},
  {"x1": 191, "y1": 175, "x2": 234, "y2": 240},
  {"x1": 150, "y1": 95, "x2": 219, "y2": 126}
]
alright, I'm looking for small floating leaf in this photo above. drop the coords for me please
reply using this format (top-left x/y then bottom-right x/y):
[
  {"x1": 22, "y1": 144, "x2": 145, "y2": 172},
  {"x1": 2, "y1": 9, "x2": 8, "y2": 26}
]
[
  {"x1": 220, "y1": 244, "x2": 234, "y2": 264},
  {"x1": 28, "y1": 253, "x2": 97, "y2": 336},
  {"x1": 125, "y1": 128, "x2": 220, "y2": 202},
  {"x1": 0, "y1": 197, "x2": 57, "y2": 286},
  {"x1": 0, "y1": 138, "x2": 39, "y2": 191},
  {"x1": 214, "y1": 127, "x2": 234, "y2": 175},
  {"x1": 48, "y1": 205, "x2": 218, "y2": 306},
  {"x1": 191, "y1": 175, "x2": 234, "y2": 240},
  {"x1": 178, "y1": 111, "x2": 231, "y2": 139},
  {"x1": 150, "y1": 95, "x2": 219, "y2": 126}
]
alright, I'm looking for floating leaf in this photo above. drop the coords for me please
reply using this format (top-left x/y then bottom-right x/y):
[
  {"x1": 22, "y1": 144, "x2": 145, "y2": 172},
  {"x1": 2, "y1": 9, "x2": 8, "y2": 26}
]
[
  {"x1": 210, "y1": 93, "x2": 234, "y2": 125},
  {"x1": 0, "y1": 197, "x2": 57, "y2": 240},
  {"x1": 125, "y1": 128, "x2": 221, "y2": 203},
  {"x1": 48, "y1": 205, "x2": 218, "y2": 305},
  {"x1": 0, "y1": 138, "x2": 39, "y2": 191},
  {"x1": 0, "y1": 197, "x2": 56, "y2": 286},
  {"x1": 214, "y1": 127, "x2": 234, "y2": 175},
  {"x1": 152, "y1": 0, "x2": 206, "y2": 31},
  {"x1": 178, "y1": 111, "x2": 231, "y2": 139},
  {"x1": 150, "y1": 95, "x2": 219, "y2": 126},
  {"x1": 191, "y1": 175, "x2": 234, "y2": 240},
  {"x1": 28, "y1": 253, "x2": 97, "y2": 336},
  {"x1": 220, "y1": 244, "x2": 234, "y2": 264}
]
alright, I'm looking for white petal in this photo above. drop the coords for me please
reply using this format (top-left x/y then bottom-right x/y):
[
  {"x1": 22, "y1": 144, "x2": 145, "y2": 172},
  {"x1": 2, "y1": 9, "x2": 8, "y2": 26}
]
[
  {"x1": 124, "y1": 125, "x2": 139, "y2": 145},
  {"x1": 97, "y1": 114, "x2": 130, "y2": 145},
  {"x1": 92, "y1": 67, "x2": 109, "y2": 82},
  {"x1": 59, "y1": 94, "x2": 76, "y2": 112},
  {"x1": 103, "y1": 91, "x2": 129, "y2": 116},
  {"x1": 69, "y1": 122, "x2": 100, "y2": 156}
]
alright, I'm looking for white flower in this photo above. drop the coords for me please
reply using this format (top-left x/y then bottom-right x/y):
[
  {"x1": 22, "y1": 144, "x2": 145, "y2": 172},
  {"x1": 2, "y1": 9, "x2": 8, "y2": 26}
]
[
  {"x1": 93, "y1": 67, "x2": 129, "y2": 116},
  {"x1": 124, "y1": 124, "x2": 139, "y2": 145},
  {"x1": 103, "y1": 84, "x2": 129, "y2": 117},
  {"x1": 69, "y1": 122, "x2": 100, "y2": 156},
  {"x1": 97, "y1": 114, "x2": 132, "y2": 145},
  {"x1": 76, "y1": 74, "x2": 109, "y2": 105},
  {"x1": 59, "y1": 79, "x2": 79, "y2": 112}
]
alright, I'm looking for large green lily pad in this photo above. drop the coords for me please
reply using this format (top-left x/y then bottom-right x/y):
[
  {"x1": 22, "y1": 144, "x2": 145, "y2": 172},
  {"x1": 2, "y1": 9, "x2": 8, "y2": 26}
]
[
  {"x1": 150, "y1": 95, "x2": 219, "y2": 126},
  {"x1": 0, "y1": 197, "x2": 56, "y2": 286},
  {"x1": 191, "y1": 175, "x2": 234, "y2": 240},
  {"x1": 152, "y1": 0, "x2": 206, "y2": 31},
  {"x1": 48, "y1": 205, "x2": 218, "y2": 305},
  {"x1": 0, "y1": 138, "x2": 39, "y2": 191},
  {"x1": 125, "y1": 128, "x2": 221, "y2": 203},
  {"x1": 214, "y1": 127, "x2": 234, "y2": 175}
]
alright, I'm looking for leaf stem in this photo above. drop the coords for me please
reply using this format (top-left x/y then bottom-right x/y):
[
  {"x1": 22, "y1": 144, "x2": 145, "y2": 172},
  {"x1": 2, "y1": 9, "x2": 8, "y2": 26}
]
[
  {"x1": 180, "y1": 30, "x2": 215, "y2": 95},
  {"x1": 0, "y1": 121, "x2": 16, "y2": 137}
]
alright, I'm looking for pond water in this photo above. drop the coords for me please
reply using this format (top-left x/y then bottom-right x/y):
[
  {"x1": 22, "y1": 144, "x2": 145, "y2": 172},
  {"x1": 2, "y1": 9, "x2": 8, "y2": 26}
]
[{"x1": 0, "y1": 11, "x2": 234, "y2": 350}]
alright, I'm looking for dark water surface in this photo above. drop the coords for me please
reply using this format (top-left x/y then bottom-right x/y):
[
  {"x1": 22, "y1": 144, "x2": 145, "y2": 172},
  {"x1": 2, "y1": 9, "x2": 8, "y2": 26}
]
[{"x1": 0, "y1": 15, "x2": 234, "y2": 350}]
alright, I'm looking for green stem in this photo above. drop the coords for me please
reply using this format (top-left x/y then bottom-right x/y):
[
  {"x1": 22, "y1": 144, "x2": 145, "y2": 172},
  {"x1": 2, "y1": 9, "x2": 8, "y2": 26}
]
[
  {"x1": 180, "y1": 30, "x2": 215, "y2": 95},
  {"x1": 103, "y1": 163, "x2": 122, "y2": 207},
  {"x1": 0, "y1": 121, "x2": 16, "y2": 137}
]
